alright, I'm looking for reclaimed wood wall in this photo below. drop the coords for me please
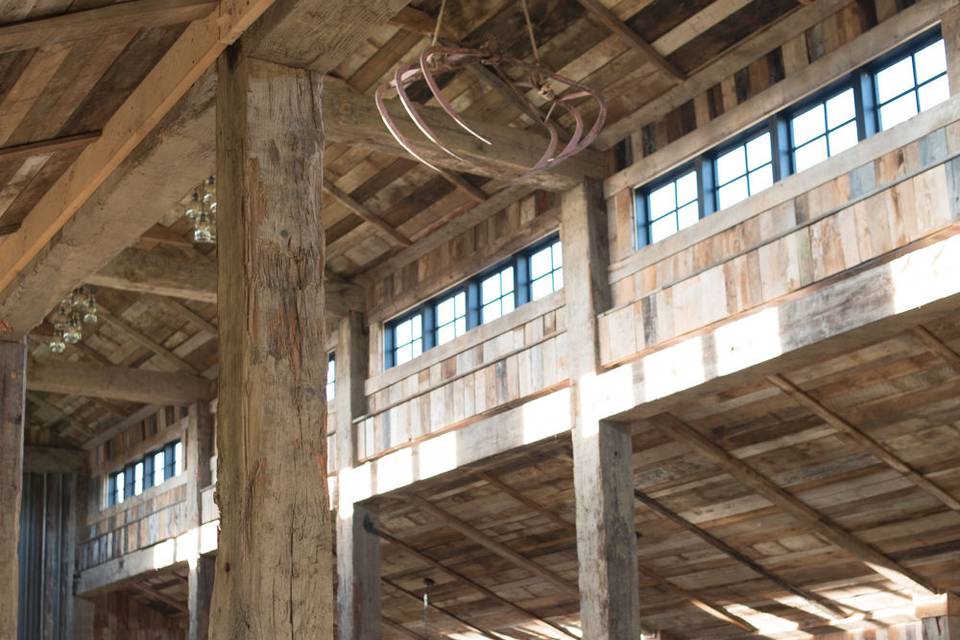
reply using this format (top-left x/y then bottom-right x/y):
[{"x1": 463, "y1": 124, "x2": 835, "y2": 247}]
[{"x1": 600, "y1": 114, "x2": 960, "y2": 368}]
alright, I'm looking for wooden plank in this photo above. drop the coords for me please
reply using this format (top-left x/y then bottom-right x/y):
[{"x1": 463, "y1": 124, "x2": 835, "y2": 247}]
[
  {"x1": 0, "y1": 0, "x2": 215, "y2": 54},
  {"x1": 0, "y1": 0, "x2": 278, "y2": 318},
  {"x1": 147, "y1": 296, "x2": 217, "y2": 337},
  {"x1": 575, "y1": 0, "x2": 684, "y2": 81},
  {"x1": 210, "y1": 53, "x2": 332, "y2": 639},
  {"x1": 0, "y1": 340, "x2": 25, "y2": 640},
  {"x1": 322, "y1": 177, "x2": 412, "y2": 247},
  {"x1": 98, "y1": 306, "x2": 201, "y2": 374},
  {"x1": 23, "y1": 445, "x2": 86, "y2": 473},
  {"x1": 381, "y1": 576, "x2": 501, "y2": 640},
  {"x1": 405, "y1": 493, "x2": 579, "y2": 596},
  {"x1": 768, "y1": 373, "x2": 960, "y2": 513},
  {"x1": 912, "y1": 325, "x2": 960, "y2": 372},
  {"x1": 649, "y1": 412, "x2": 940, "y2": 595},
  {"x1": 28, "y1": 359, "x2": 209, "y2": 405},
  {"x1": 0, "y1": 131, "x2": 99, "y2": 162}
]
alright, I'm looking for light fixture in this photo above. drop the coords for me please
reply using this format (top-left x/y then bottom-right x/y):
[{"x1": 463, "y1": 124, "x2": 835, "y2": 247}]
[
  {"x1": 48, "y1": 287, "x2": 98, "y2": 353},
  {"x1": 184, "y1": 176, "x2": 216, "y2": 244}
]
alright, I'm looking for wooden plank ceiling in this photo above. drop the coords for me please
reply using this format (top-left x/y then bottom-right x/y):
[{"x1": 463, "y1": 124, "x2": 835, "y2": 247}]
[{"x1": 14, "y1": 0, "x2": 821, "y2": 445}]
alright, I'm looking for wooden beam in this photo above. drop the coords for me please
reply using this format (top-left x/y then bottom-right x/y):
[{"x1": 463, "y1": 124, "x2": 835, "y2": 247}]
[
  {"x1": 210, "y1": 51, "x2": 331, "y2": 639},
  {"x1": 649, "y1": 413, "x2": 940, "y2": 595},
  {"x1": 636, "y1": 565, "x2": 756, "y2": 633},
  {"x1": 405, "y1": 493, "x2": 579, "y2": 596},
  {"x1": 98, "y1": 306, "x2": 201, "y2": 374},
  {"x1": 380, "y1": 577, "x2": 501, "y2": 640},
  {"x1": 912, "y1": 325, "x2": 960, "y2": 372},
  {"x1": 768, "y1": 373, "x2": 960, "y2": 513},
  {"x1": 478, "y1": 471, "x2": 577, "y2": 535},
  {"x1": 129, "y1": 580, "x2": 188, "y2": 614},
  {"x1": 323, "y1": 79, "x2": 602, "y2": 191},
  {"x1": 575, "y1": 0, "x2": 684, "y2": 81},
  {"x1": 0, "y1": 341, "x2": 25, "y2": 640},
  {"x1": 147, "y1": 296, "x2": 217, "y2": 337},
  {"x1": 373, "y1": 523, "x2": 579, "y2": 639},
  {"x1": 0, "y1": 131, "x2": 100, "y2": 163},
  {"x1": 322, "y1": 178, "x2": 412, "y2": 247},
  {"x1": 0, "y1": 0, "x2": 276, "y2": 312},
  {"x1": 632, "y1": 488, "x2": 848, "y2": 620},
  {"x1": 28, "y1": 359, "x2": 209, "y2": 405},
  {"x1": 0, "y1": 0, "x2": 216, "y2": 54},
  {"x1": 140, "y1": 224, "x2": 194, "y2": 248},
  {"x1": 23, "y1": 445, "x2": 87, "y2": 473},
  {"x1": 437, "y1": 169, "x2": 489, "y2": 204},
  {"x1": 382, "y1": 617, "x2": 427, "y2": 640}
]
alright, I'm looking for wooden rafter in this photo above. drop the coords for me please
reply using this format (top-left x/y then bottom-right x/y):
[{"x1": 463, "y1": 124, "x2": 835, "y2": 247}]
[
  {"x1": 98, "y1": 306, "x2": 201, "y2": 374},
  {"x1": 0, "y1": 131, "x2": 100, "y2": 163},
  {"x1": 321, "y1": 178, "x2": 412, "y2": 247},
  {"x1": 632, "y1": 488, "x2": 849, "y2": 620},
  {"x1": 28, "y1": 359, "x2": 210, "y2": 405},
  {"x1": 649, "y1": 413, "x2": 939, "y2": 595},
  {"x1": 436, "y1": 170, "x2": 489, "y2": 204},
  {"x1": 768, "y1": 374, "x2": 960, "y2": 513},
  {"x1": 374, "y1": 523, "x2": 579, "y2": 639},
  {"x1": 912, "y1": 325, "x2": 960, "y2": 372},
  {"x1": 128, "y1": 580, "x2": 188, "y2": 614},
  {"x1": 0, "y1": 0, "x2": 216, "y2": 54},
  {"x1": 381, "y1": 576, "x2": 500, "y2": 640},
  {"x1": 575, "y1": 0, "x2": 684, "y2": 82},
  {"x1": 146, "y1": 296, "x2": 217, "y2": 336},
  {"x1": 405, "y1": 493, "x2": 579, "y2": 596}
]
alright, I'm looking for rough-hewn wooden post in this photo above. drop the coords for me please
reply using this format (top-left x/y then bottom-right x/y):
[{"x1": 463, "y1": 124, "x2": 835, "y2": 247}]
[
  {"x1": 210, "y1": 42, "x2": 331, "y2": 639},
  {"x1": 918, "y1": 595, "x2": 960, "y2": 640},
  {"x1": 0, "y1": 340, "x2": 26, "y2": 637},
  {"x1": 335, "y1": 311, "x2": 381, "y2": 640},
  {"x1": 561, "y1": 180, "x2": 642, "y2": 639},
  {"x1": 187, "y1": 401, "x2": 214, "y2": 640},
  {"x1": 943, "y1": 5, "x2": 960, "y2": 95}
]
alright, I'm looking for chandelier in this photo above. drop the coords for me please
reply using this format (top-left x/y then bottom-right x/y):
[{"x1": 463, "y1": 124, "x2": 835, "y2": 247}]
[
  {"x1": 49, "y1": 287, "x2": 98, "y2": 354},
  {"x1": 184, "y1": 176, "x2": 217, "y2": 244}
]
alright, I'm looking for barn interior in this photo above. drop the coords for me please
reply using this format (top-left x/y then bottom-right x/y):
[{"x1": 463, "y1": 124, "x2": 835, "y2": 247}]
[{"x1": 2, "y1": 0, "x2": 960, "y2": 638}]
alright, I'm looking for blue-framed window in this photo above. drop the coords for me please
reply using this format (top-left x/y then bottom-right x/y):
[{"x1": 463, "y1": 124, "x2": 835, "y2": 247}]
[
  {"x1": 873, "y1": 35, "x2": 948, "y2": 130},
  {"x1": 106, "y1": 438, "x2": 183, "y2": 508},
  {"x1": 384, "y1": 235, "x2": 562, "y2": 369},
  {"x1": 634, "y1": 27, "x2": 945, "y2": 250},
  {"x1": 326, "y1": 353, "x2": 336, "y2": 400}
]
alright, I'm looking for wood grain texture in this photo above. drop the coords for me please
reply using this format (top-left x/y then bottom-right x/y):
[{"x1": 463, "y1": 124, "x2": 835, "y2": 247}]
[
  {"x1": 0, "y1": 340, "x2": 25, "y2": 639},
  {"x1": 210, "y1": 49, "x2": 331, "y2": 640}
]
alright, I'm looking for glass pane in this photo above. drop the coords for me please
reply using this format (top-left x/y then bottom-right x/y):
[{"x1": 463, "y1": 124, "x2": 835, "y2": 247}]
[
  {"x1": 530, "y1": 247, "x2": 552, "y2": 279},
  {"x1": 676, "y1": 171, "x2": 698, "y2": 205},
  {"x1": 500, "y1": 267, "x2": 514, "y2": 293},
  {"x1": 746, "y1": 133, "x2": 772, "y2": 171},
  {"x1": 327, "y1": 380, "x2": 335, "y2": 400},
  {"x1": 436, "y1": 298, "x2": 453, "y2": 325},
  {"x1": 454, "y1": 292, "x2": 465, "y2": 317},
  {"x1": 794, "y1": 136, "x2": 828, "y2": 172},
  {"x1": 455, "y1": 317, "x2": 466, "y2": 335},
  {"x1": 481, "y1": 273, "x2": 501, "y2": 303},
  {"x1": 437, "y1": 323, "x2": 455, "y2": 345},
  {"x1": 153, "y1": 452, "x2": 164, "y2": 486},
  {"x1": 648, "y1": 182, "x2": 676, "y2": 218},
  {"x1": 552, "y1": 242, "x2": 562, "y2": 268},
  {"x1": 919, "y1": 74, "x2": 949, "y2": 111},
  {"x1": 501, "y1": 295, "x2": 515, "y2": 315},
  {"x1": 411, "y1": 339, "x2": 422, "y2": 358},
  {"x1": 134, "y1": 462, "x2": 144, "y2": 496},
  {"x1": 915, "y1": 39, "x2": 946, "y2": 84},
  {"x1": 175, "y1": 442, "x2": 183, "y2": 474},
  {"x1": 792, "y1": 103, "x2": 825, "y2": 146},
  {"x1": 482, "y1": 301, "x2": 501, "y2": 323},
  {"x1": 395, "y1": 319, "x2": 411, "y2": 346},
  {"x1": 677, "y1": 202, "x2": 699, "y2": 230},
  {"x1": 718, "y1": 176, "x2": 749, "y2": 210},
  {"x1": 825, "y1": 88, "x2": 856, "y2": 129},
  {"x1": 116, "y1": 473, "x2": 125, "y2": 504},
  {"x1": 650, "y1": 214, "x2": 677, "y2": 243},
  {"x1": 411, "y1": 315, "x2": 421, "y2": 339},
  {"x1": 327, "y1": 359, "x2": 335, "y2": 385},
  {"x1": 879, "y1": 92, "x2": 918, "y2": 129},
  {"x1": 554, "y1": 269, "x2": 563, "y2": 290},
  {"x1": 828, "y1": 121, "x2": 858, "y2": 155},
  {"x1": 396, "y1": 343, "x2": 412, "y2": 365},
  {"x1": 531, "y1": 276, "x2": 553, "y2": 300},
  {"x1": 716, "y1": 145, "x2": 746, "y2": 185},
  {"x1": 748, "y1": 165, "x2": 774, "y2": 194},
  {"x1": 876, "y1": 57, "x2": 916, "y2": 103}
]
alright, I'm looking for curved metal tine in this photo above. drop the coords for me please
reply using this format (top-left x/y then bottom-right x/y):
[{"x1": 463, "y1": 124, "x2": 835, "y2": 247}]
[
  {"x1": 395, "y1": 62, "x2": 466, "y2": 161},
  {"x1": 513, "y1": 120, "x2": 559, "y2": 183},
  {"x1": 419, "y1": 48, "x2": 493, "y2": 145},
  {"x1": 556, "y1": 89, "x2": 605, "y2": 153},
  {"x1": 375, "y1": 82, "x2": 444, "y2": 173},
  {"x1": 549, "y1": 101, "x2": 584, "y2": 164}
]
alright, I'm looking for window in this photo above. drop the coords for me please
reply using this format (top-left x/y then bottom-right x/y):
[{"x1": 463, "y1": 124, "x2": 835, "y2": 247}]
[
  {"x1": 875, "y1": 37, "x2": 947, "y2": 130},
  {"x1": 633, "y1": 29, "x2": 945, "y2": 249},
  {"x1": 151, "y1": 450, "x2": 165, "y2": 488},
  {"x1": 105, "y1": 438, "x2": 184, "y2": 509},
  {"x1": 326, "y1": 353, "x2": 336, "y2": 400},
  {"x1": 641, "y1": 169, "x2": 700, "y2": 245},
  {"x1": 133, "y1": 461, "x2": 144, "y2": 497},
  {"x1": 790, "y1": 87, "x2": 859, "y2": 172},
  {"x1": 384, "y1": 235, "x2": 562, "y2": 369},
  {"x1": 480, "y1": 266, "x2": 515, "y2": 323},
  {"x1": 715, "y1": 131, "x2": 775, "y2": 209},
  {"x1": 529, "y1": 240, "x2": 563, "y2": 301},
  {"x1": 108, "y1": 471, "x2": 125, "y2": 507},
  {"x1": 436, "y1": 291, "x2": 468, "y2": 345}
]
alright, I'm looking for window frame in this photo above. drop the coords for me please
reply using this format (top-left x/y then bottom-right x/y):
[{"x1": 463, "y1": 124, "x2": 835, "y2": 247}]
[
  {"x1": 632, "y1": 27, "x2": 944, "y2": 249},
  {"x1": 383, "y1": 234, "x2": 562, "y2": 369}
]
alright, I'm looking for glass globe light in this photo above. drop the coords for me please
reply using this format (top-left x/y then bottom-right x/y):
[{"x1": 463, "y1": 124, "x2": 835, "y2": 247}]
[{"x1": 49, "y1": 325, "x2": 66, "y2": 354}]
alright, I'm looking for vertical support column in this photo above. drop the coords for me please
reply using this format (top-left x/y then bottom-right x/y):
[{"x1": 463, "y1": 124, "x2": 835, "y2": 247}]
[
  {"x1": 561, "y1": 180, "x2": 642, "y2": 639},
  {"x1": 210, "y1": 42, "x2": 332, "y2": 640},
  {"x1": 942, "y1": 5, "x2": 960, "y2": 95},
  {"x1": 0, "y1": 340, "x2": 26, "y2": 638},
  {"x1": 335, "y1": 311, "x2": 381, "y2": 640},
  {"x1": 187, "y1": 401, "x2": 214, "y2": 640},
  {"x1": 917, "y1": 594, "x2": 960, "y2": 640}
]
